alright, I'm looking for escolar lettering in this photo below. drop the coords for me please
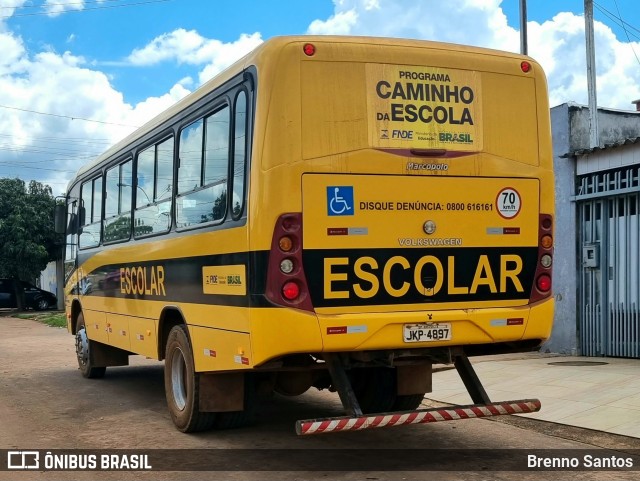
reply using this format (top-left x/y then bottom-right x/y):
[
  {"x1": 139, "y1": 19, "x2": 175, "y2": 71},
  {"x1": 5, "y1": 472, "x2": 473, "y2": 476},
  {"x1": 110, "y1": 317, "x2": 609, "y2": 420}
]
[
  {"x1": 324, "y1": 254, "x2": 524, "y2": 299},
  {"x1": 120, "y1": 265, "x2": 166, "y2": 296}
]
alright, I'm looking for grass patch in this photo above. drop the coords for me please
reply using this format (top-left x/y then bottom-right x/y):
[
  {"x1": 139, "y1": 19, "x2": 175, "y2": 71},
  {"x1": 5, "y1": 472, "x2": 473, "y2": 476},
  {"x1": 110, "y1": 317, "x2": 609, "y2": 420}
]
[{"x1": 15, "y1": 311, "x2": 67, "y2": 328}]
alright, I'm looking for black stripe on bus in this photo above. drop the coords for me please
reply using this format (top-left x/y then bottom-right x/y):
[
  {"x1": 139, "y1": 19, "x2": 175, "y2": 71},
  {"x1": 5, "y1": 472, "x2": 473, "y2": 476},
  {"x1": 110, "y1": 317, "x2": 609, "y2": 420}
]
[
  {"x1": 77, "y1": 251, "x2": 272, "y2": 308},
  {"x1": 75, "y1": 247, "x2": 539, "y2": 310}
]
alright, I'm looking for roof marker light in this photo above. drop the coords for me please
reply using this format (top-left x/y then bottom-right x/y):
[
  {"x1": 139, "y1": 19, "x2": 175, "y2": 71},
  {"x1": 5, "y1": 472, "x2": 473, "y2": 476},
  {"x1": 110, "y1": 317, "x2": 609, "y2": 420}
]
[{"x1": 303, "y1": 43, "x2": 316, "y2": 56}]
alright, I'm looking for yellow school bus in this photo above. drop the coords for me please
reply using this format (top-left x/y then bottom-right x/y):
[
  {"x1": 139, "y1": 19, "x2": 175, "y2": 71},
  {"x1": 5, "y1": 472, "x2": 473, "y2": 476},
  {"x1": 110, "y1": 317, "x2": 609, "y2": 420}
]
[{"x1": 59, "y1": 36, "x2": 554, "y2": 434}]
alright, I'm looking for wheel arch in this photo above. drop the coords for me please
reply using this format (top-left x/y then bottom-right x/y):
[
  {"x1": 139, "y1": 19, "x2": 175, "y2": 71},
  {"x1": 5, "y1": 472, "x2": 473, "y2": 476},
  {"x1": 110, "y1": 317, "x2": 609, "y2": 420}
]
[
  {"x1": 70, "y1": 299, "x2": 83, "y2": 334},
  {"x1": 158, "y1": 306, "x2": 188, "y2": 360}
]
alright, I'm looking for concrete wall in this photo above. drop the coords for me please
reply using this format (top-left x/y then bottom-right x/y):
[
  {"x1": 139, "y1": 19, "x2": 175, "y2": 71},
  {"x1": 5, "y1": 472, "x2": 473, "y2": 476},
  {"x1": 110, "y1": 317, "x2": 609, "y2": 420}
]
[
  {"x1": 566, "y1": 102, "x2": 640, "y2": 151},
  {"x1": 38, "y1": 261, "x2": 57, "y2": 296},
  {"x1": 546, "y1": 104, "x2": 578, "y2": 354}
]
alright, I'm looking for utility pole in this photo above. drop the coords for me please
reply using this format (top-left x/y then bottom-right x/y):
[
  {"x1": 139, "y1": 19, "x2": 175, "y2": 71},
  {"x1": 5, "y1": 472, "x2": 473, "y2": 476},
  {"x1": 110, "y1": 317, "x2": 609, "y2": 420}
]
[
  {"x1": 585, "y1": 0, "x2": 599, "y2": 148},
  {"x1": 520, "y1": 0, "x2": 528, "y2": 55}
]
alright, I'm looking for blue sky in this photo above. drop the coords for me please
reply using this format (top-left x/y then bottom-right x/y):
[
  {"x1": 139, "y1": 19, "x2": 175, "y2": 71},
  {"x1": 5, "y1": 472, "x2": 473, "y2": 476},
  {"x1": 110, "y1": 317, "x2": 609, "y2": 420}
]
[{"x1": 1, "y1": 0, "x2": 640, "y2": 192}]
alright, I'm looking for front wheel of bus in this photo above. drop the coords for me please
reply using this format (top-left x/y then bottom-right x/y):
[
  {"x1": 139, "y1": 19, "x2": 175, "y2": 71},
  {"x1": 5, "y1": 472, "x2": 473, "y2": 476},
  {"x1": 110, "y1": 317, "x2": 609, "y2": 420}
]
[
  {"x1": 164, "y1": 325, "x2": 216, "y2": 433},
  {"x1": 75, "y1": 313, "x2": 106, "y2": 379}
]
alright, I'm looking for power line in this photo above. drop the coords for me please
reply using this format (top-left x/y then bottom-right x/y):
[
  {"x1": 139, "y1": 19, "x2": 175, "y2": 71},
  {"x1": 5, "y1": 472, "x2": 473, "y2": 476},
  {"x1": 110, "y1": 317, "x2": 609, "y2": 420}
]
[
  {"x1": 0, "y1": 133, "x2": 113, "y2": 145},
  {"x1": 610, "y1": 0, "x2": 640, "y2": 67},
  {"x1": 593, "y1": 1, "x2": 640, "y2": 40},
  {"x1": 0, "y1": 104, "x2": 139, "y2": 128},
  {"x1": 2, "y1": 0, "x2": 173, "y2": 19},
  {"x1": 1, "y1": 0, "x2": 125, "y2": 11},
  {"x1": 0, "y1": 146, "x2": 102, "y2": 159},
  {"x1": 0, "y1": 137, "x2": 109, "y2": 149},
  {"x1": 0, "y1": 163, "x2": 76, "y2": 173},
  {"x1": 593, "y1": 1, "x2": 640, "y2": 72}
]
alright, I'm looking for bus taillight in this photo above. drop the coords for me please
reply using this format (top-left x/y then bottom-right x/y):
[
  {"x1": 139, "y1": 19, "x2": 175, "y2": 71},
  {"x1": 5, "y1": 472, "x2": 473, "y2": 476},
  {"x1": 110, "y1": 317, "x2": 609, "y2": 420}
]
[
  {"x1": 530, "y1": 214, "x2": 553, "y2": 303},
  {"x1": 265, "y1": 213, "x2": 314, "y2": 311},
  {"x1": 536, "y1": 275, "x2": 552, "y2": 292},
  {"x1": 282, "y1": 281, "x2": 300, "y2": 300}
]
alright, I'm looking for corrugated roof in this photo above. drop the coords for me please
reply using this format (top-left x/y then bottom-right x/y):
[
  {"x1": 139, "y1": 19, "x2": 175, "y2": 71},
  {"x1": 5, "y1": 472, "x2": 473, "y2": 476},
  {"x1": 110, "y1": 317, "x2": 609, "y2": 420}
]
[{"x1": 561, "y1": 136, "x2": 640, "y2": 157}]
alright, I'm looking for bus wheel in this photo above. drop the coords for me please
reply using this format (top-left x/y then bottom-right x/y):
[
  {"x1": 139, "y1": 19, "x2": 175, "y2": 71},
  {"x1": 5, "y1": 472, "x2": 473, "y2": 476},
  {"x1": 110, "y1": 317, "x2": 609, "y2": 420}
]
[
  {"x1": 164, "y1": 325, "x2": 216, "y2": 432},
  {"x1": 392, "y1": 393, "x2": 425, "y2": 411},
  {"x1": 75, "y1": 313, "x2": 106, "y2": 379},
  {"x1": 350, "y1": 367, "x2": 396, "y2": 414}
]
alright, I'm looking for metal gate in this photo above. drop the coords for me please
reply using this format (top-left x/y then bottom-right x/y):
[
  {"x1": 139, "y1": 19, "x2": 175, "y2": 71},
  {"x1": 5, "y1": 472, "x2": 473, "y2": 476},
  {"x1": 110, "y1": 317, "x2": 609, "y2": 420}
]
[{"x1": 578, "y1": 166, "x2": 640, "y2": 357}]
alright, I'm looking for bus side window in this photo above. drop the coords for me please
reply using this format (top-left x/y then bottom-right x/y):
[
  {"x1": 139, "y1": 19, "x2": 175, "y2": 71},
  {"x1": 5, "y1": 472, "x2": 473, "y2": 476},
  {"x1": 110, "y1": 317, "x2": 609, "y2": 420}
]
[
  {"x1": 177, "y1": 104, "x2": 230, "y2": 229},
  {"x1": 64, "y1": 200, "x2": 78, "y2": 281},
  {"x1": 79, "y1": 177, "x2": 102, "y2": 249},
  {"x1": 232, "y1": 90, "x2": 247, "y2": 219},
  {"x1": 103, "y1": 159, "x2": 132, "y2": 243},
  {"x1": 134, "y1": 136, "x2": 174, "y2": 237}
]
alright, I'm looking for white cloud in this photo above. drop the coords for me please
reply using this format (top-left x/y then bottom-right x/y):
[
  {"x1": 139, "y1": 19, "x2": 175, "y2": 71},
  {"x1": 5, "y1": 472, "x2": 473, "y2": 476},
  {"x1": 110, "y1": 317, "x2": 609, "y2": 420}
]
[
  {"x1": 307, "y1": 0, "x2": 640, "y2": 110},
  {"x1": 43, "y1": 0, "x2": 109, "y2": 17},
  {"x1": 308, "y1": 9, "x2": 358, "y2": 35},
  {"x1": 0, "y1": 31, "x2": 27, "y2": 74},
  {"x1": 196, "y1": 33, "x2": 264, "y2": 84},
  {"x1": 0, "y1": 1, "x2": 28, "y2": 24},
  {"x1": 307, "y1": 0, "x2": 517, "y2": 51},
  {"x1": 125, "y1": 30, "x2": 263, "y2": 84},
  {"x1": 0, "y1": 9, "x2": 263, "y2": 192},
  {"x1": 43, "y1": 0, "x2": 86, "y2": 17},
  {"x1": 0, "y1": 44, "x2": 189, "y2": 193}
]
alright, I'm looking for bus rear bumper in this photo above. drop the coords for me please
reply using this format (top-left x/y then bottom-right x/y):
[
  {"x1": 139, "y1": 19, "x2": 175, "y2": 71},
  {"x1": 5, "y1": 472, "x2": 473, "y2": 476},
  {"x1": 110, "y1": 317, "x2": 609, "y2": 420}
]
[
  {"x1": 316, "y1": 299, "x2": 554, "y2": 352},
  {"x1": 296, "y1": 398, "x2": 541, "y2": 435}
]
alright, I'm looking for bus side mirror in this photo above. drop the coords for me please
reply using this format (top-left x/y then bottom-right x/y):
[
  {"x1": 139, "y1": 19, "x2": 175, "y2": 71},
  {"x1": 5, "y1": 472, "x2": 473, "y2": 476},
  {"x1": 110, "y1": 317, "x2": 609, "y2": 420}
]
[{"x1": 54, "y1": 204, "x2": 66, "y2": 235}]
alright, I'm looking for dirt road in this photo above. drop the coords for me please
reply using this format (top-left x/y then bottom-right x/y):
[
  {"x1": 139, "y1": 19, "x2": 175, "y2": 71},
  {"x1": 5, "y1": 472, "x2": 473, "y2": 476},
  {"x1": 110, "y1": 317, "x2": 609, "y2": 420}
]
[{"x1": 1, "y1": 316, "x2": 638, "y2": 480}]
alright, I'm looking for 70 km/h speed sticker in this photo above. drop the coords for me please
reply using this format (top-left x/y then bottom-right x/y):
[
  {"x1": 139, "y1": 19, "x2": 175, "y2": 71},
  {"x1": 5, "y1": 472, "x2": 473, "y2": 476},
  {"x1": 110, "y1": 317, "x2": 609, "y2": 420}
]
[{"x1": 496, "y1": 188, "x2": 521, "y2": 219}]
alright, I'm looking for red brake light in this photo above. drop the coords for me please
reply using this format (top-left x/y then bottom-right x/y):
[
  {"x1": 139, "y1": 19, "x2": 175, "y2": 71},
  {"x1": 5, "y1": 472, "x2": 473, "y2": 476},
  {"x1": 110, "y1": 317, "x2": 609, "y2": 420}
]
[
  {"x1": 536, "y1": 275, "x2": 552, "y2": 292},
  {"x1": 282, "y1": 282, "x2": 300, "y2": 300}
]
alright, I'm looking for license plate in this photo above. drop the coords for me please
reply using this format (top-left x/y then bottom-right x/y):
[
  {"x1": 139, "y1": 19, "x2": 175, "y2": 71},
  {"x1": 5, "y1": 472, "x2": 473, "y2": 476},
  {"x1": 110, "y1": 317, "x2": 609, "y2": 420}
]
[{"x1": 403, "y1": 323, "x2": 452, "y2": 343}]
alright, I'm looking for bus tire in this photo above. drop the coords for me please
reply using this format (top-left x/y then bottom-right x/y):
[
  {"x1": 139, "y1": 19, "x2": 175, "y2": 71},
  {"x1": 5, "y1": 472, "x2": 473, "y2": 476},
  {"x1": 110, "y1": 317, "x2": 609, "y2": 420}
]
[
  {"x1": 164, "y1": 325, "x2": 216, "y2": 433},
  {"x1": 213, "y1": 373, "x2": 258, "y2": 430},
  {"x1": 350, "y1": 367, "x2": 396, "y2": 414},
  {"x1": 75, "y1": 313, "x2": 106, "y2": 379},
  {"x1": 392, "y1": 393, "x2": 425, "y2": 411}
]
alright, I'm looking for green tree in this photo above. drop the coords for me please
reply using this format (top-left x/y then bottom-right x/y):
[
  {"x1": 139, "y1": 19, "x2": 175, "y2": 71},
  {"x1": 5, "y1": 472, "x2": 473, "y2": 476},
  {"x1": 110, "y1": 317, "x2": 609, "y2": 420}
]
[{"x1": 0, "y1": 179, "x2": 58, "y2": 307}]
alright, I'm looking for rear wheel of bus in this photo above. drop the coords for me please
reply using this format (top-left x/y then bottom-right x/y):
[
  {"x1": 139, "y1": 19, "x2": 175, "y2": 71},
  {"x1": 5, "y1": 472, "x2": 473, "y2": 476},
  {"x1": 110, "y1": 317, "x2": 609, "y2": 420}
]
[
  {"x1": 164, "y1": 325, "x2": 216, "y2": 432},
  {"x1": 75, "y1": 313, "x2": 106, "y2": 379},
  {"x1": 351, "y1": 367, "x2": 426, "y2": 413}
]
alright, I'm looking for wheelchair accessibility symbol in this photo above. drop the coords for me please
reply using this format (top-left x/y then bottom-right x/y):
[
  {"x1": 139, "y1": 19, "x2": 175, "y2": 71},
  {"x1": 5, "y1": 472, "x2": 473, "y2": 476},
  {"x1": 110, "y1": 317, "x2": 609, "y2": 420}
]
[{"x1": 327, "y1": 186, "x2": 354, "y2": 216}]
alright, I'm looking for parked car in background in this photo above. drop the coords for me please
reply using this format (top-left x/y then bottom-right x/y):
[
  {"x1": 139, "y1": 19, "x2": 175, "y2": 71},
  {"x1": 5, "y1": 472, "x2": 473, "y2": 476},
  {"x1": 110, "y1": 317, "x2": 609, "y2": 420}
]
[{"x1": 0, "y1": 279, "x2": 57, "y2": 310}]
